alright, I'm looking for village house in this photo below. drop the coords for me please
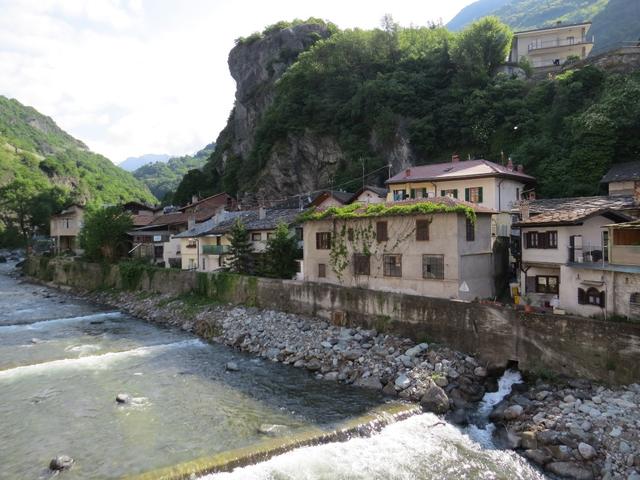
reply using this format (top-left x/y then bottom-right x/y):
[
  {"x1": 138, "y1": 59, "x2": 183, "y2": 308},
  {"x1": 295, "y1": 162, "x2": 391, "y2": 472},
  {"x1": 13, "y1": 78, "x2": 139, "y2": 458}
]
[
  {"x1": 386, "y1": 155, "x2": 535, "y2": 238},
  {"x1": 303, "y1": 198, "x2": 496, "y2": 300},
  {"x1": 175, "y1": 207, "x2": 302, "y2": 273},
  {"x1": 309, "y1": 190, "x2": 354, "y2": 209},
  {"x1": 508, "y1": 21, "x2": 594, "y2": 69},
  {"x1": 349, "y1": 185, "x2": 387, "y2": 205},
  {"x1": 49, "y1": 204, "x2": 84, "y2": 255},
  {"x1": 601, "y1": 160, "x2": 640, "y2": 197},
  {"x1": 121, "y1": 201, "x2": 160, "y2": 228},
  {"x1": 130, "y1": 193, "x2": 236, "y2": 267}
]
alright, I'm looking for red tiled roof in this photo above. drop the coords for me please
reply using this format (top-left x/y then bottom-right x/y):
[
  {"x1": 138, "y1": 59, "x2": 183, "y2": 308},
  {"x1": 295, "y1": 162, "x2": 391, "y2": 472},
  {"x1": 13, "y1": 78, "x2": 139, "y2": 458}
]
[
  {"x1": 131, "y1": 214, "x2": 154, "y2": 227},
  {"x1": 386, "y1": 160, "x2": 535, "y2": 185}
]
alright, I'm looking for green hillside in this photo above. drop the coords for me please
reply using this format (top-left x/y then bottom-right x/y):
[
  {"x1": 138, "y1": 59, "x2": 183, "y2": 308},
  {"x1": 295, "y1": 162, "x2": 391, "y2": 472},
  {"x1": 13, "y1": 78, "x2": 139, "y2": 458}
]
[
  {"x1": 0, "y1": 96, "x2": 156, "y2": 245},
  {"x1": 191, "y1": 19, "x2": 640, "y2": 201},
  {"x1": 132, "y1": 143, "x2": 214, "y2": 201}
]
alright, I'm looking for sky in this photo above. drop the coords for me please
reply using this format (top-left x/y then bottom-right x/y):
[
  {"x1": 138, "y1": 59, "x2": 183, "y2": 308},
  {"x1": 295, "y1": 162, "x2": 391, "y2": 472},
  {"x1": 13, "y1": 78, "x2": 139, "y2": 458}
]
[{"x1": 0, "y1": 0, "x2": 475, "y2": 164}]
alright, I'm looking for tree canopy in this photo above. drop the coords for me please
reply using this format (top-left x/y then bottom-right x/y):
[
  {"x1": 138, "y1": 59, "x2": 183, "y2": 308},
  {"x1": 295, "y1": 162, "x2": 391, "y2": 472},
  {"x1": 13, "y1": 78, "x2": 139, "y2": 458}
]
[{"x1": 78, "y1": 206, "x2": 133, "y2": 262}]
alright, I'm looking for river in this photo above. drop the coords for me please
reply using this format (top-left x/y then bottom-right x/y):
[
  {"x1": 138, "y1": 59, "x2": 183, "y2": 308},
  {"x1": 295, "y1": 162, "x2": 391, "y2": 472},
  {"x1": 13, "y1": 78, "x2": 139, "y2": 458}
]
[{"x1": 0, "y1": 262, "x2": 546, "y2": 479}]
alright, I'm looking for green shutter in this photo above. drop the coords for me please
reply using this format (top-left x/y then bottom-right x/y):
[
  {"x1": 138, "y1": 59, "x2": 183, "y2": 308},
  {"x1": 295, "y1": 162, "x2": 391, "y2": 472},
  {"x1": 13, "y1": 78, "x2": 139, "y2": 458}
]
[
  {"x1": 478, "y1": 187, "x2": 483, "y2": 203},
  {"x1": 453, "y1": 189, "x2": 458, "y2": 199},
  {"x1": 440, "y1": 190, "x2": 445, "y2": 197},
  {"x1": 465, "y1": 188, "x2": 470, "y2": 202}
]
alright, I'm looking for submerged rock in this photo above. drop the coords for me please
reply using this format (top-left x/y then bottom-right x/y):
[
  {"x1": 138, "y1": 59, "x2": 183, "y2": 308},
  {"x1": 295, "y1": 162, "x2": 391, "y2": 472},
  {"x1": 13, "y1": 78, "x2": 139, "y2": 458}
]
[
  {"x1": 49, "y1": 455, "x2": 74, "y2": 471},
  {"x1": 115, "y1": 393, "x2": 131, "y2": 404},
  {"x1": 225, "y1": 361, "x2": 239, "y2": 372},
  {"x1": 258, "y1": 424, "x2": 288, "y2": 436}
]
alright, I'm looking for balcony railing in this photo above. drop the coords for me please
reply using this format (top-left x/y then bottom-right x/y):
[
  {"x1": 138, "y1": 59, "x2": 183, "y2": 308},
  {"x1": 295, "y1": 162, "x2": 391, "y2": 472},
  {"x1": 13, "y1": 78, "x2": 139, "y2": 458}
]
[
  {"x1": 528, "y1": 37, "x2": 589, "y2": 52},
  {"x1": 202, "y1": 245, "x2": 229, "y2": 255},
  {"x1": 567, "y1": 243, "x2": 607, "y2": 264}
]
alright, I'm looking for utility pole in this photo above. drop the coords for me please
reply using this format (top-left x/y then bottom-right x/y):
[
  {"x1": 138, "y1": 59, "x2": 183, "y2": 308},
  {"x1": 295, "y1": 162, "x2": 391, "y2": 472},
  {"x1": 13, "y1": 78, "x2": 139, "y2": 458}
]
[
  {"x1": 361, "y1": 158, "x2": 365, "y2": 189},
  {"x1": 387, "y1": 163, "x2": 392, "y2": 180}
]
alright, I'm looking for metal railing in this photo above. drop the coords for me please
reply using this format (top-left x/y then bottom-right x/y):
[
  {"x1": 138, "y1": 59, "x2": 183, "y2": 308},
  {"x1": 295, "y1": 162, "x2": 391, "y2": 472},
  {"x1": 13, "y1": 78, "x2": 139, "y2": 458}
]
[
  {"x1": 567, "y1": 243, "x2": 607, "y2": 264},
  {"x1": 528, "y1": 37, "x2": 589, "y2": 52}
]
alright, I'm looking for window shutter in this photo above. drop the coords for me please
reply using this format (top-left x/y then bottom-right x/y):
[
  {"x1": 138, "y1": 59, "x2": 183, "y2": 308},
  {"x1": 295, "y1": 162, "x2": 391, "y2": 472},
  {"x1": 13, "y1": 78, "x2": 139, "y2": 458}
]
[
  {"x1": 525, "y1": 276, "x2": 536, "y2": 293},
  {"x1": 478, "y1": 187, "x2": 483, "y2": 203},
  {"x1": 578, "y1": 288, "x2": 586, "y2": 304},
  {"x1": 599, "y1": 291, "x2": 606, "y2": 309},
  {"x1": 465, "y1": 188, "x2": 470, "y2": 202},
  {"x1": 453, "y1": 189, "x2": 458, "y2": 199},
  {"x1": 440, "y1": 190, "x2": 445, "y2": 197}
]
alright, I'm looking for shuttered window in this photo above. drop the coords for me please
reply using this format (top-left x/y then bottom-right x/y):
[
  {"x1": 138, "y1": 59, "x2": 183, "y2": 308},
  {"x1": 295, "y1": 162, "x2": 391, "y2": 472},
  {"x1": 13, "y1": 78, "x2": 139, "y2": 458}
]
[
  {"x1": 376, "y1": 221, "x2": 388, "y2": 242},
  {"x1": 536, "y1": 275, "x2": 559, "y2": 294},
  {"x1": 318, "y1": 263, "x2": 327, "y2": 278},
  {"x1": 416, "y1": 220, "x2": 430, "y2": 241},
  {"x1": 525, "y1": 231, "x2": 557, "y2": 249},
  {"x1": 353, "y1": 254, "x2": 370, "y2": 275},
  {"x1": 465, "y1": 187, "x2": 483, "y2": 203},
  {"x1": 316, "y1": 232, "x2": 332, "y2": 249}
]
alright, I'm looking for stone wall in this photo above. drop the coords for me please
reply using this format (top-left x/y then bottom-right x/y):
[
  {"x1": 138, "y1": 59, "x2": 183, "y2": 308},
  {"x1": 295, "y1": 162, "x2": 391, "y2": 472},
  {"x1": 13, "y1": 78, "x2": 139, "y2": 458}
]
[{"x1": 27, "y1": 257, "x2": 640, "y2": 384}]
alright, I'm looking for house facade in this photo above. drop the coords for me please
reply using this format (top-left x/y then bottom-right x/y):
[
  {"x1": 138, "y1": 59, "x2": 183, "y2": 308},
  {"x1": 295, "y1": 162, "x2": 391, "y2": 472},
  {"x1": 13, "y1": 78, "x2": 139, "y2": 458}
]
[
  {"x1": 303, "y1": 199, "x2": 495, "y2": 300},
  {"x1": 600, "y1": 161, "x2": 640, "y2": 197},
  {"x1": 509, "y1": 21, "x2": 594, "y2": 68},
  {"x1": 50, "y1": 204, "x2": 84, "y2": 255},
  {"x1": 350, "y1": 186, "x2": 387, "y2": 205}
]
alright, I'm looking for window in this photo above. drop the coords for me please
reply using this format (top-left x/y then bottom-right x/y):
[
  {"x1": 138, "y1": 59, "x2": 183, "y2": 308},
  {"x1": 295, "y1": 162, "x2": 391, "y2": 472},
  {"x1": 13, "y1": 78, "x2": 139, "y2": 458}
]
[
  {"x1": 536, "y1": 275, "x2": 559, "y2": 294},
  {"x1": 347, "y1": 228, "x2": 354, "y2": 241},
  {"x1": 295, "y1": 227, "x2": 303, "y2": 241},
  {"x1": 466, "y1": 218, "x2": 475, "y2": 241},
  {"x1": 202, "y1": 258, "x2": 206, "y2": 270},
  {"x1": 631, "y1": 293, "x2": 640, "y2": 306},
  {"x1": 186, "y1": 239, "x2": 197, "y2": 249},
  {"x1": 383, "y1": 254, "x2": 402, "y2": 277},
  {"x1": 267, "y1": 232, "x2": 274, "y2": 240},
  {"x1": 251, "y1": 232, "x2": 262, "y2": 241},
  {"x1": 578, "y1": 287, "x2": 605, "y2": 307},
  {"x1": 416, "y1": 220, "x2": 430, "y2": 241},
  {"x1": 465, "y1": 187, "x2": 483, "y2": 204},
  {"x1": 422, "y1": 255, "x2": 444, "y2": 279},
  {"x1": 353, "y1": 254, "x2": 370, "y2": 275},
  {"x1": 525, "y1": 231, "x2": 557, "y2": 249},
  {"x1": 376, "y1": 221, "x2": 388, "y2": 242},
  {"x1": 410, "y1": 188, "x2": 429, "y2": 199},
  {"x1": 316, "y1": 232, "x2": 332, "y2": 249},
  {"x1": 440, "y1": 189, "x2": 458, "y2": 199},
  {"x1": 516, "y1": 188, "x2": 520, "y2": 201},
  {"x1": 393, "y1": 190, "x2": 407, "y2": 201},
  {"x1": 318, "y1": 263, "x2": 327, "y2": 278}
]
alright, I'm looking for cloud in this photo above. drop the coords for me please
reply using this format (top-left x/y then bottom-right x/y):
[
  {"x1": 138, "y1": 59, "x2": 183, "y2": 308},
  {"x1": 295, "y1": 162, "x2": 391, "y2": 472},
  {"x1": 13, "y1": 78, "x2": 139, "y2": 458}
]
[{"x1": 0, "y1": 0, "x2": 473, "y2": 164}]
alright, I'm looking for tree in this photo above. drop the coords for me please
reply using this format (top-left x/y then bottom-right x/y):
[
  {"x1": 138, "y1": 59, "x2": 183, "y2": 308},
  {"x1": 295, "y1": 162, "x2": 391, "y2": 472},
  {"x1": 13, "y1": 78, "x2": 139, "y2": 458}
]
[
  {"x1": 451, "y1": 17, "x2": 512, "y2": 85},
  {"x1": 172, "y1": 168, "x2": 211, "y2": 206},
  {"x1": 226, "y1": 219, "x2": 254, "y2": 274},
  {"x1": 263, "y1": 222, "x2": 300, "y2": 279},
  {"x1": 79, "y1": 206, "x2": 133, "y2": 262}
]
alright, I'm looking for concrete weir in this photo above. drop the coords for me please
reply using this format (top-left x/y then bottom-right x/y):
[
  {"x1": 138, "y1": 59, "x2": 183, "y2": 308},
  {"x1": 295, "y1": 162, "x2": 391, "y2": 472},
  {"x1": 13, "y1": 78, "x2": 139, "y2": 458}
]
[{"x1": 124, "y1": 403, "x2": 421, "y2": 480}]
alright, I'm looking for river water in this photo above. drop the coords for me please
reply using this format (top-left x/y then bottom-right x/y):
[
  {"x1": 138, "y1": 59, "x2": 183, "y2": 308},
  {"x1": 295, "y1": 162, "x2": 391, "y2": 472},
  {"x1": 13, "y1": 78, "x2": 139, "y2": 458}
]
[{"x1": 0, "y1": 263, "x2": 546, "y2": 480}]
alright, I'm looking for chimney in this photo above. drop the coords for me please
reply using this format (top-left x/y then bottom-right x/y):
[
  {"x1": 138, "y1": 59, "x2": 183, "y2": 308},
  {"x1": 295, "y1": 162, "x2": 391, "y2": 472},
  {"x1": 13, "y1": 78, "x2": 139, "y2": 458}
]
[
  {"x1": 187, "y1": 215, "x2": 196, "y2": 230},
  {"x1": 259, "y1": 206, "x2": 266, "y2": 220},
  {"x1": 404, "y1": 168, "x2": 412, "y2": 177},
  {"x1": 451, "y1": 154, "x2": 460, "y2": 163},
  {"x1": 517, "y1": 164, "x2": 524, "y2": 173},
  {"x1": 191, "y1": 194, "x2": 199, "y2": 204},
  {"x1": 520, "y1": 201, "x2": 530, "y2": 221},
  {"x1": 506, "y1": 157, "x2": 514, "y2": 171}
]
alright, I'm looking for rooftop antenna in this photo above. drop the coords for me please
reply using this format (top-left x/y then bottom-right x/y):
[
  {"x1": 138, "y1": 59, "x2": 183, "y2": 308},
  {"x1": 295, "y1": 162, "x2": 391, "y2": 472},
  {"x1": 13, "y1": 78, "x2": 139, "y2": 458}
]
[{"x1": 361, "y1": 158, "x2": 366, "y2": 189}]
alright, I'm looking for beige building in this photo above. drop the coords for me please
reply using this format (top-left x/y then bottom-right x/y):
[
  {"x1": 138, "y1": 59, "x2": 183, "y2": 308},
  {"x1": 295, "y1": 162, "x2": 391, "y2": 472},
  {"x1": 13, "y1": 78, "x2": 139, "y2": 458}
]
[
  {"x1": 600, "y1": 161, "x2": 640, "y2": 197},
  {"x1": 509, "y1": 21, "x2": 594, "y2": 68},
  {"x1": 303, "y1": 198, "x2": 496, "y2": 300},
  {"x1": 50, "y1": 204, "x2": 85, "y2": 255},
  {"x1": 350, "y1": 186, "x2": 387, "y2": 205},
  {"x1": 386, "y1": 156, "x2": 535, "y2": 238}
]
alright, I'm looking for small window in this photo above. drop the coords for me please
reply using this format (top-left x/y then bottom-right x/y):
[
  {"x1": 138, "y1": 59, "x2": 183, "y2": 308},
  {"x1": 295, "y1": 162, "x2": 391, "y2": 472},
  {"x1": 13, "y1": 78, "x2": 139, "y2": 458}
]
[
  {"x1": 376, "y1": 221, "x2": 388, "y2": 242},
  {"x1": 422, "y1": 255, "x2": 444, "y2": 279},
  {"x1": 383, "y1": 254, "x2": 402, "y2": 277},
  {"x1": 347, "y1": 228, "x2": 354, "y2": 241},
  {"x1": 440, "y1": 189, "x2": 458, "y2": 199},
  {"x1": 579, "y1": 287, "x2": 605, "y2": 307},
  {"x1": 267, "y1": 232, "x2": 274, "y2": 240},
  {"x1": 251, "y1": 232, "x2": 262, "y2": 241},
  {"x1": 536, "y1": 275, "x2": 559, "y2": 294},
  {"x1": 316, "y1": 232, "x2": 332, "y2": 249},
  {"x1": 466, "y1": 218, "x2": 475, "y2": 241},
  {"x1": 465, "y1": 187, "x2": 483, "y2": 204},
  {"x1": 393, "y1": 190, "x2": 407, "y2": 201},
  {"x1": 318, "y1": 263, "x2": 327, "y2": 278},
  {"x1": 295, "y1": 227, "x2": 303, "y2": 241},
  {"x1": 631, "y1": 293, "x2": 640, "y2": 306},
  {"x1": 416, "y1": 220, "x2": 430, "y2": 241},
  {"x1": 353, "y1": 254, "x2": 370, "y2": 275}
]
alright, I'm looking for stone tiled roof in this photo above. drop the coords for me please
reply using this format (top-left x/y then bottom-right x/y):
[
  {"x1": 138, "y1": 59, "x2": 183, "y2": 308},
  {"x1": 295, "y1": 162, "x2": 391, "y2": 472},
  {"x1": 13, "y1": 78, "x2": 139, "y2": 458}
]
[
  {"x1": 600, "y1": 161, "x2": 640, "y2": 183},
  {"x1": 386, "y1": 160, "x2": 535, "y2": 185},
  {"x1": 512, "y1": 195, "x2": 637, "y2": 215},
  {"x1": 310, "y1": 190, "x2": 354, "y2": 206},
  {"x1": 131, "y1": 214, "x2": 154, "y2": 227},
  {"x1": 173, "y1": 211, "x2": 248, "y2": 238},
  {"x1": 179, "y1": 208, "x2": 303, "y2": 237},
  {"x1": 514, "y1": 207, "x2": 633, "y2": 227}
]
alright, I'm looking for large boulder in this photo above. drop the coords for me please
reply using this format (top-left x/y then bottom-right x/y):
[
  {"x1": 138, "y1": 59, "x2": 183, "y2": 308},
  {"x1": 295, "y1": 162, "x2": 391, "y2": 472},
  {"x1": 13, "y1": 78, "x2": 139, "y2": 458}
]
[
  {"x1": 420, "y1": 382, "x2": 450, "y2": 414},
  {"x1": 354, "y1": 375, "x2": 383, "y2": 390},
  {"x1": 49, "y1": 455, "x2": 74, "y2": 471},
  {"x1": 545, "y1": 462, "x2": 594, "y2": 480}
]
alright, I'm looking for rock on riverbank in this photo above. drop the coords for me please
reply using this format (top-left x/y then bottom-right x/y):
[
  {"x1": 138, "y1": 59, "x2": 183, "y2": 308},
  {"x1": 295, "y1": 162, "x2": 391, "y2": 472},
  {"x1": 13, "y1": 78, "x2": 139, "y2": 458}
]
[
  {"x1": 492, "y1": 378, "x2": 640, "y2": 479},
  {"x1": 89, "y1": 291, "x2": 491, "y2": 415}
]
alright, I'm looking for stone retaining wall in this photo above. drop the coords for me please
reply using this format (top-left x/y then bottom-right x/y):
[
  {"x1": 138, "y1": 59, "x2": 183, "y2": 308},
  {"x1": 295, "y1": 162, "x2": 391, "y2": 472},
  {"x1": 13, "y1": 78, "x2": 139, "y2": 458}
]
[{"x1": 26, "y1": 257, "x2": 640, "y2": 384}]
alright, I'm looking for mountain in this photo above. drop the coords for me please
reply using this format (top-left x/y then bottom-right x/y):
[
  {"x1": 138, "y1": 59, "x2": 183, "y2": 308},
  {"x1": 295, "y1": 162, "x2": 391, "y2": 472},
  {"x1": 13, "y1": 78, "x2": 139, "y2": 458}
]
[
  {"x1": 132, "y1": 143, "x2": 215, "y2": 201},
  {"x1": 446, "y1": 0, "x2": 640, "y2": 55},
  {"x1": 174, "y1": 19, "x2": 640, "y2": 202},
  {"x1": 0, "y1": 96, "x2": 157, "y2": 206},
  {"x1": 119, "y1": 153, "x2": 171, "y2": 172}
]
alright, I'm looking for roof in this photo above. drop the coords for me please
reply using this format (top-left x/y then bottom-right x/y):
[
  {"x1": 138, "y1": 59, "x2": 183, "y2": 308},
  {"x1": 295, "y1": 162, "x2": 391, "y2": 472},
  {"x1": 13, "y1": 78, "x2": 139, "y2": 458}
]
[
  {"x1": 600, "y1": 161, "x2": 640, "y2": 184},
  {"x1": 514, "y1": 207, "x2": 633, "y2": 227},
  {"x1": 512, "y1": 195, "x2": 637, "y2": 215},
  {"x1": 386, "y1": 160, "x2": 535, "y2": 185},
  {"x1": 121, "y1": 201, "x2": 157, "y2": 211},
  {"x1": 351, "y1": 185, "x2": 388, "y2": 200},
  {"x1": 131, "y1": 214, "x2": 154, "y2": 227},
  {"x1": 514, "y1": 21, "x2": 592, "y2": 36},
  {"x1": 177, "y1": 208, "x2": 303, "y2": 238},
  {"x1": 308, "y1": 198, "x2": 496, "y2": 221},
  {"x1": 604, "y1": 219, "x2": 640, "y2": 229},
  {"x1": 51, "y1": 204, "x2": 84, "y2": 217},
  {"x1": 177, "y1": 192, "x2": 235, "y2": 212},
  {"x1": 309, "y1": 190, "x2": 354, "y2": 207}
]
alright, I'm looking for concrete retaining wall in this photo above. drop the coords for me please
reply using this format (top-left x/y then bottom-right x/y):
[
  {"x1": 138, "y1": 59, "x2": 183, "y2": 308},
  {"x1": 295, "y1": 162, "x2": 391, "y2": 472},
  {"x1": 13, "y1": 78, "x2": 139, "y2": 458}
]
[{"x1": 27, "y1": 257, "x2": 640, "y2": 384}]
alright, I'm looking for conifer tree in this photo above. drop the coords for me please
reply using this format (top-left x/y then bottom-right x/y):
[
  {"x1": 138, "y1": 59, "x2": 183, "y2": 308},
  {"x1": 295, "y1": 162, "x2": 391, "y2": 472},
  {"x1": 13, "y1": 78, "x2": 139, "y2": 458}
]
[
  {"x1": 264, "y1": 222, "x2": 299, "y2": 279},
  {"x1": 226, "y1": 219, "x2": 254, "y2": 274}
]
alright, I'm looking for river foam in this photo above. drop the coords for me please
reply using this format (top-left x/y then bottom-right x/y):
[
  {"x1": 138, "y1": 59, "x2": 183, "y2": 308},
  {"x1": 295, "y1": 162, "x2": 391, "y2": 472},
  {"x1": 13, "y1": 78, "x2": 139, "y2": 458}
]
[
  {"x1": 0, "y1": 311, "x2": 122, "y2": 331},
  {"x1": 0, "y1": 339, "x2": 205, "y2": 380}
]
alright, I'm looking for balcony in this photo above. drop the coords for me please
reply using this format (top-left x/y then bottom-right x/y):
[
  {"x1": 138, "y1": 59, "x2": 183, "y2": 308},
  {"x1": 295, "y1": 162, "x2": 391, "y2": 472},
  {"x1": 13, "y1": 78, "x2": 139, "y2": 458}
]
[
  {"x1": 567, "y1": 243, "x2": 606, "y2": 264},
  {"x1": 528, "y1": 37, "x2": 590, "y2": 52},
  {"x1": 202, "y1": 245, "x2": 230, "y2": 255}
]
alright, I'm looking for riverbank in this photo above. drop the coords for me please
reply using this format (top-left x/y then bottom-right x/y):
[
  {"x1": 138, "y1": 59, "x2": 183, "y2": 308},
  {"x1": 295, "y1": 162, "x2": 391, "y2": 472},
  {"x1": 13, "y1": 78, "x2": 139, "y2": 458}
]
[{"x1": 20, "y1": 263, "x2": 640, "y2": 480}]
